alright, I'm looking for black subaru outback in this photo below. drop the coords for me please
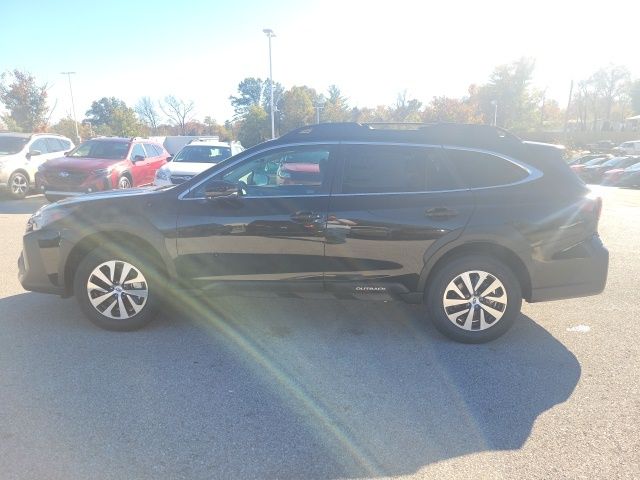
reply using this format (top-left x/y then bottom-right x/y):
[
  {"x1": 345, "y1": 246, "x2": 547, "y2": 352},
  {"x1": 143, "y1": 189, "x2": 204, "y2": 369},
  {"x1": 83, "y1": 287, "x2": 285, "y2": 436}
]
[{"x1": 19, "y1": 123, "x2": 608, "y2": 343}]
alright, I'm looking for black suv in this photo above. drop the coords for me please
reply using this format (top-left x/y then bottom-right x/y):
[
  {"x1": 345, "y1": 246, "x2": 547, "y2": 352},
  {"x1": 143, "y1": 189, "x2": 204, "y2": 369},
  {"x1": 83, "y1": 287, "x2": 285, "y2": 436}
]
[{"x1": 18, "y1": 123, "x2": 608, "y2": 343}]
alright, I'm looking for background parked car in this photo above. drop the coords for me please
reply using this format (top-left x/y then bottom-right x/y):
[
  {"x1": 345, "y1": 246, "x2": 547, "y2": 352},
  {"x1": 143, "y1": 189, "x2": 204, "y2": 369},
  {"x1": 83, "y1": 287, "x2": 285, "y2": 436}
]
[
  {"x1": 578, "y1": 156, "x2": 640, "y2": 184},
  {"x1": 601, "y1": 158, "x2": 640, "y2": 185},
  {"x1": 568, "y1": 153, "x2": 612, "y2": 166},
  {"x1": 616, "y1": 161, "x2": 640, "y2": 188},
  {"x1": 613, "y1": 140, "x2": 640, "y2": 155},
  {"x1": 37, "y1": 137, "x2": 169, "y2": 202},
  {"x1": 0, "y1": 132, "x2": 74, "y2": 199},
  {"x1": 153, "y1": 138, "x2": 243, "y2": 186},
  {"x1": 570, "y1": 155, "x2": 611, "y2": 175}
]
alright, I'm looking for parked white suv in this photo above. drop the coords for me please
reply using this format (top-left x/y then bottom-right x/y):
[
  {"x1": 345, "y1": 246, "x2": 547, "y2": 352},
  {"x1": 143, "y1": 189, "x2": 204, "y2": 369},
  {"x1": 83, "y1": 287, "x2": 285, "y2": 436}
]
[
  {"x1": 154, "y1": 138, "x2": 244, "y2": 187},
  {"x1": 615, "y1": 140, "x2": 640, "y2": 155},
  {"x1": 0, "y1": 132, "x2": 75, "y2": 198}
]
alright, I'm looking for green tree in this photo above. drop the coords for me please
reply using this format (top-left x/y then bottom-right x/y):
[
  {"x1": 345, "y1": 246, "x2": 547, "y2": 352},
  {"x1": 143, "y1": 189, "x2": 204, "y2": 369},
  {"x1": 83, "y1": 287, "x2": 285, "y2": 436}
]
[
  {"x1": 322, "y1": 85, "x2": 350, "y2": 122},
  {"x1": 423, "y1": 95, "x2": 482, "y2": 123},
  {"x1": 391, "y1": 91, "x2": 423, "y2": 122},
  {"x1": 85, "y1": 97, "x2": 127, "y2": 126},
  {"x1": 631, "y1": 80, "x2": 640, "y2": 115},
  {"x1": 238, "y1": 105, "x2": 269, "y2": 147},
  {"x1": 473, "y1": 57, "x2": 538, "y2": 130},
  {"x1": 111, "y1": 106, "x2": 143, "y2": 136},
  {"x1": 279, "y1": 86, "x2": 316, "y2": 133},
  {"x1": 230, "y1": 77, "x2": 284, "y2": 122},
  {"x1": 50, "y1": 116, "x2": 91, "y2": 141},
  {"x1": 590, "y1": 65, "x2": 630, "y2": 122},
  {"x1": 0, "y1": 69, "x2": 49, "y2": 132}
]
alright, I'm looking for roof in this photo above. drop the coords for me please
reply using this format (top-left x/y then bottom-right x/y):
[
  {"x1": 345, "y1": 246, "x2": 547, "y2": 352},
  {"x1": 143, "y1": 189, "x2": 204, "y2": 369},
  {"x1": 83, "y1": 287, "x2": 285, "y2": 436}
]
[
  {"x1": 0, "y1": 132, "x2": 70, "y2": 139},
  {"x1": 271, "y1": 122, "x2": 528, "y2": 159}
]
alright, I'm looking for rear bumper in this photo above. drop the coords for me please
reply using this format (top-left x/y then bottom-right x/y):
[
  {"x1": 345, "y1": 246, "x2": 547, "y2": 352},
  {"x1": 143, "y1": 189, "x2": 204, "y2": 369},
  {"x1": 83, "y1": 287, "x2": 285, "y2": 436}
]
[
  {"x1": 18, "y1": 230, "x2": 65, "y2": 296},
  {"x1": 528, "y1": 235, "x2": 609, "y2": 302}
]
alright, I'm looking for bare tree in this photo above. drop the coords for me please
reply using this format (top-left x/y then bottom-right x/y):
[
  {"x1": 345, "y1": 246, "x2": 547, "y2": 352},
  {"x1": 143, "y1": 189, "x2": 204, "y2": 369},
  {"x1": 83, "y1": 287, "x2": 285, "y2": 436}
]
[
  {"x1": 135, "y1": 97, "x2": 161, "y2": 132},
  {"x1": 160, "y1": 96, "x2": 195, "y2": 135}
]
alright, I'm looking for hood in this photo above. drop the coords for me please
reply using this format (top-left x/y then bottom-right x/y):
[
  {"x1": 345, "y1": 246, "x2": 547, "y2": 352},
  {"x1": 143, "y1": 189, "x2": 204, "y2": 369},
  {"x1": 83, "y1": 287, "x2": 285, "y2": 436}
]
[
  {"x1": 603, "y1": 168, "x2": 625, "y2": 175},
  {"x1": 163, "y1": 161, "x2": 217, "y2": 175},
  {"x1": 43, "y1": 156, "x2": 123, "y2": 171},
  {"x1": 54, "y1": 186, "x2": 163, "y2": 207}
]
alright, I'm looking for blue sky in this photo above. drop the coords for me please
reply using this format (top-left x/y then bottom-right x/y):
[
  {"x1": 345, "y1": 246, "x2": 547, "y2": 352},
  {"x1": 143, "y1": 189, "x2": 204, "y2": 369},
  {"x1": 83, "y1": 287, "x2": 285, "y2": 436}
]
[{"x1": 2, "y1": 0, "x2": 639, "y2": 124}]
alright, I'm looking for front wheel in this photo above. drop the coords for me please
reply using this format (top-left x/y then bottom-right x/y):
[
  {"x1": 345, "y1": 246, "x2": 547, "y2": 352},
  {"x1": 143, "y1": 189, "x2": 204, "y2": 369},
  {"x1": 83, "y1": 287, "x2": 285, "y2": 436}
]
[
  {"x1": 8, "y1": 171, "x2": 29, "y2": 199},
  {"x1": 425, "y1": 255, "x2": 522, "y2": 343},
  {"x1": 74, "y1": 248, "x2": 159, "y2": 331},
  {"x1": 117, "y1": 175, "x2": 132, "y2": 189}
]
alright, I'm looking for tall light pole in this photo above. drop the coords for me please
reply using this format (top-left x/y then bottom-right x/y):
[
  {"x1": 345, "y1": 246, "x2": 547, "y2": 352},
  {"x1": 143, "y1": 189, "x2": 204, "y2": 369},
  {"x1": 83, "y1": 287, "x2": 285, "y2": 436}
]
[
  {"x1": 490, "y1": 100, "x2": 498, "y2": 127},
  {"x1": 61, "y1": 72, "x2": 79, "y2": 143},
  {"x1": 315, "y1": 99, "x2": 325, "y2": 124},
  {"x1": 263, "y1": 28, "x2": 276, "y2": 139}
]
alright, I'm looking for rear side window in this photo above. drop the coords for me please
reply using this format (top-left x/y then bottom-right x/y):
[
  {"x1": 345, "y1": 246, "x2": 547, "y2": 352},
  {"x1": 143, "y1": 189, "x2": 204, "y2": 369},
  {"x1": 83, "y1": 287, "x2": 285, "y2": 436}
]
[
  {"x1": 45, "y1": 138, "x2": 65, "y2": 152},
  {"x1": 446, "y1": 149, "x2": 529, "y2": 188},
  {"x1": 340, "y1": 145, "x2": 459, "y2": 194}
]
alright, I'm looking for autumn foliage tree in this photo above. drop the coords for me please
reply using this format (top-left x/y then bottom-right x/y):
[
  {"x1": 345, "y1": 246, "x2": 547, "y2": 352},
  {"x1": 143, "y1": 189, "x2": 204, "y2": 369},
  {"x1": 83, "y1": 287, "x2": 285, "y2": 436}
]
[{"x1": 0, "y1": 69, "x2": 49, "y2": 132}]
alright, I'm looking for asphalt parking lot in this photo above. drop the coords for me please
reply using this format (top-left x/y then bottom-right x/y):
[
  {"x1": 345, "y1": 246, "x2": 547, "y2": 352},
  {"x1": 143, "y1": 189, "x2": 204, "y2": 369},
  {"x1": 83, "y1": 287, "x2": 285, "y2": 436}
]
[{"x1": 0, "y1": 188, "x2": 638, "y2": 480}]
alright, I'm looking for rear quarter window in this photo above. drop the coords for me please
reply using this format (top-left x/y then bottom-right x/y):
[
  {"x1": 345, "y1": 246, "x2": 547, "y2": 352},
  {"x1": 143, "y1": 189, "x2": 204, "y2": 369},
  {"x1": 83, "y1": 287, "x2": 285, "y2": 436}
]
[{"x1": 446, "y1": 149, "x2": 529, "y2": 188}]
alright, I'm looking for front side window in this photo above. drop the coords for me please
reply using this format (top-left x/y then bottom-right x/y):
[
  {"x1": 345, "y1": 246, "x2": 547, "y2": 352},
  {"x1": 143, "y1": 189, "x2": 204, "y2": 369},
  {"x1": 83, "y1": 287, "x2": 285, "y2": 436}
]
[
  {"x1": 130, "y1": 144, "x2": 146, "y2": 160},
  {"x1": 69, "y1": 140, "x2": 129, "y2": 160},
  {"x1": 174, "y1": 145, "x2": 232, "y2": 164},
  {"x1": 193, "y1": 146, "x2": 333, "y2": 197},
  {"x1": 446, "y1": 149, "x2": 529, "y2": 188},
  {"x1": 0, "y1": 136, "x2": 29, "y2": 155},
  {"x1": 340, "y1": 145, "x2": 459, "y2": 194}
]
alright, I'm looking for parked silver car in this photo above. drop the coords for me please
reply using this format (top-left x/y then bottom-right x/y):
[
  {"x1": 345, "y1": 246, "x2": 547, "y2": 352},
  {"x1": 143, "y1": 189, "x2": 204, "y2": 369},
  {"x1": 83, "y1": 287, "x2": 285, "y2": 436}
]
[{"x1": 0, "y1": 132, "x2": 75, "y2": 198}]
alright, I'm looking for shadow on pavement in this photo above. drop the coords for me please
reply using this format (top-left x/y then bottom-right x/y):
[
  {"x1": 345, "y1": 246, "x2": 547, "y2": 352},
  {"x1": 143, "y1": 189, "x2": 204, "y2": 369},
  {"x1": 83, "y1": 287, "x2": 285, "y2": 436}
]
[
  {"x1": 0, "y1": 194, "x2": 47, "y2": 214},
  {"x1": 0, "y1": 292, "x2": 580, "y2": 479}
]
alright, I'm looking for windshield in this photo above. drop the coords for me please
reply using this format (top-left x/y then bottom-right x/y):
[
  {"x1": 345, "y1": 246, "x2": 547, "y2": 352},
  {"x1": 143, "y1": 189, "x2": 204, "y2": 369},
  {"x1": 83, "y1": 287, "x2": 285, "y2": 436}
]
[
  {"x1": 173, "y1": 145, "x2": 232, "y2": 163},
  {"x1": 68, "y1": 140, "x2": 130, "y2": 159},
  {"x1": 0, "y1": 136, "x2": 29, "y2": 155}
]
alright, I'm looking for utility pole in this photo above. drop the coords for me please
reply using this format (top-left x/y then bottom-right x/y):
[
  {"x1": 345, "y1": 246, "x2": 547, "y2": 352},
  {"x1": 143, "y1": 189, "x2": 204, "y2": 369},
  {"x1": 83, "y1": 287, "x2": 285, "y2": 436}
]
[
  {"x1": 263, "y1": 29, "x2": 276, "y2": 139},
  {"x1": 61, "y1": 72, "x2": 79, "y2": 143},
  {"x1": 563, "y1": 80, "x2": 574, "y2": 136}
]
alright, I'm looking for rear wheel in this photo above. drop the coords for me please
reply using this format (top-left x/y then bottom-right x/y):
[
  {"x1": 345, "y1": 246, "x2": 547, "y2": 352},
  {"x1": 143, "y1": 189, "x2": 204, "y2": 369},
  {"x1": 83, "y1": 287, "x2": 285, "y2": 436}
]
[
  {"x1": 8, "y1": 171, "x2": 29, "y2": 199},
  {"x1": 426, "y1": 255, "x2": 522, "y2": 343},
  {"x1": 74, "y1": 247, "x2": 159, "y2": 331}
]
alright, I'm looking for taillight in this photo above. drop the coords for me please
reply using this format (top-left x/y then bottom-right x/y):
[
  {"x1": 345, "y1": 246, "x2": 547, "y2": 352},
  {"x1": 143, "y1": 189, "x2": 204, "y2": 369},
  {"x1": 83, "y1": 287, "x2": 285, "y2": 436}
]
[{"x1": 582, "y1": 195, "x2": 603, "y2": 226}]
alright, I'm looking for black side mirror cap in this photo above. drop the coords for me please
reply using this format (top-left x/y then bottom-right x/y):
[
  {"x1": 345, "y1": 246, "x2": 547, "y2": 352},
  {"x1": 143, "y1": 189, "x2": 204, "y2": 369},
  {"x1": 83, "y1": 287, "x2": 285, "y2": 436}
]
[{"x1": 133, "y1": 155, "x2": 145, "y2": 162}]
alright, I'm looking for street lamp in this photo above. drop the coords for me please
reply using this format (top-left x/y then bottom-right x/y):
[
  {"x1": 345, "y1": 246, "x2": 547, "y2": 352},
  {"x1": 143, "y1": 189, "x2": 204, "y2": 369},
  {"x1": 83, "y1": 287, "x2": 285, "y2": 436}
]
[
  {"x1": 490, "y1": 100, "x2": 498, "y2": 127},
  {"x1": 61, "y1": 72, "x2": 80, "y2": 143},
  {"x1": 315, "y1": 98, "x2": 325, "y2": 124},
  {"x1": 263, "y1": 28, "x2": 276, "y2": 139}
]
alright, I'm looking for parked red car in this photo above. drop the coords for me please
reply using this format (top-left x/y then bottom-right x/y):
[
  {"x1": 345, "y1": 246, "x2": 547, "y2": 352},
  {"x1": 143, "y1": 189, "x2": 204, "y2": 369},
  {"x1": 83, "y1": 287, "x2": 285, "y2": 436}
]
[{"x1": 37, "y1": 137, "x2": 170, "y2": 202}]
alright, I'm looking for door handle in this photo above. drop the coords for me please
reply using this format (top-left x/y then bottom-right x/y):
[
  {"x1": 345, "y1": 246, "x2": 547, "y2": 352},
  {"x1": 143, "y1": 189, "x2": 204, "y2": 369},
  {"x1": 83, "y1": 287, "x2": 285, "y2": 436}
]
[{"x1": 425, "y1": 207, "x2": 458, "y2": 219}]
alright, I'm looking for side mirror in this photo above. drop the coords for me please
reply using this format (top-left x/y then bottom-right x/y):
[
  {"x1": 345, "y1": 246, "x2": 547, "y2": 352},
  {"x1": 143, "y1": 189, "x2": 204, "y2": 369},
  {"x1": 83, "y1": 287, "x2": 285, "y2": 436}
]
[
  {"x1": 27, "y1": 150, "x2": 42, "y2": 159},
  {"x1": 166, "y1": 155, "x2": 173, "y2": 162},
  {"x1": 133, "y1": 154, "x2": 145, "y2": 162},
  {"x1": 204, "y1": 180, "x2": 240, "y2": 200}
]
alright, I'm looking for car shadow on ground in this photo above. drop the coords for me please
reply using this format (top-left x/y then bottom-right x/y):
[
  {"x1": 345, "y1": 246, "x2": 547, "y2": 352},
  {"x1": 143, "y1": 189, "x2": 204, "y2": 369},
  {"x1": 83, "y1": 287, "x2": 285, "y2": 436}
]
[
  {"x1": 0, "y1": 292, "x2": 580, "y2": 479},
  {"x1": 0, "y1": 194, "x2": 47, "y2": 214}
]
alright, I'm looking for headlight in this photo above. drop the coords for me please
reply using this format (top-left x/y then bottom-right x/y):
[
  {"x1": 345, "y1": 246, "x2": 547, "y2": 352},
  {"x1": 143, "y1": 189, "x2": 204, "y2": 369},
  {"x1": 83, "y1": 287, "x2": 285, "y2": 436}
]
[
  {"x1": 155, "y1": 168, "x2": 171, "y2": 180},
  {"x1": 92, "y1": 167, "x2": 113, "y2": 176},
  {"x1": 28, "y1": 205, "x2": 71, "y2": 231}
]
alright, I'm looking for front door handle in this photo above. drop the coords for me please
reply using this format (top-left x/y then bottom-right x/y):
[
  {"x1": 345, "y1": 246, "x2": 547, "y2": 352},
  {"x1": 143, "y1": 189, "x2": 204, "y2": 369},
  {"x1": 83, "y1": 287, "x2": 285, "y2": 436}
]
[{"x1": 425, "y1": 207, "x2": 458, "y2": 219}]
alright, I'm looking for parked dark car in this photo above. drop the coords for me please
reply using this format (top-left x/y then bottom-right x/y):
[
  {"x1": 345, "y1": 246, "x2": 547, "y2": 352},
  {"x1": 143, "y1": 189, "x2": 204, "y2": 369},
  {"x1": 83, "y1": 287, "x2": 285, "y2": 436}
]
[
  {"x1": 578, "y1": 156, "x2": 640, "y2": 184},
  {"x1": 616, "y1": 161, "x2": 640, "y2": 188},
  {"x1": 601, "y1": 158, "x2": 640, "y2": 185},
  {"x1": 19, "y1": 123, "x2": 608, "y2": 343},
  {"x1": 568, "y1": 153, "x2": 612, "y2": 166},
  {"x1": 36, "y1": 137, "x2": 170, "y2": 202}
]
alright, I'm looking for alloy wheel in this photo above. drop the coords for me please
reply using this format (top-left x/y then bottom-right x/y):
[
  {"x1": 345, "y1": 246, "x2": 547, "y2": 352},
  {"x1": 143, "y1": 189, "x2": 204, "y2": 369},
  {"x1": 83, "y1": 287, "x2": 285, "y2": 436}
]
[
  {"x1": 86, "y1": 260, "x2": 148, "y2": 320},
  {"x1": 118, "y1": 176, "x2": 131, "y2": 189},
  {"x1": 442, "y1": 270, "x2": 508, "y2": 331},
  {"x1": 11, "y1": 174, "x2": 28, "y2": 196}
]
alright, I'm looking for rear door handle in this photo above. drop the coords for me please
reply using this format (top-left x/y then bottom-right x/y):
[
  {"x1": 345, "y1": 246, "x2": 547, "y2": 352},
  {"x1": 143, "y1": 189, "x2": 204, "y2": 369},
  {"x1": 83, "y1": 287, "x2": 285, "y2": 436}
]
[{"x1": 425, "y1": 207, "x2": 458, "y2": 219}]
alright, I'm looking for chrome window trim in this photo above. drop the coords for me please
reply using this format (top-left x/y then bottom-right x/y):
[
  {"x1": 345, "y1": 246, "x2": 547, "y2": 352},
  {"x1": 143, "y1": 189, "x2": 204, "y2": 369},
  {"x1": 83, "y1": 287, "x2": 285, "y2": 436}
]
[{"x1": 179, "y1": 140, "x2": 543, "y2": 200}]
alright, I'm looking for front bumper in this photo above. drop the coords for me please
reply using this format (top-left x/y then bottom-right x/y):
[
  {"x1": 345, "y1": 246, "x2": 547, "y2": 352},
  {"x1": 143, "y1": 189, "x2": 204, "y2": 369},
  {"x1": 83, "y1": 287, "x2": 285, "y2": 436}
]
[
  {"x1": 529, "y1": 235, "x2": 609, "y2": 302},
  {"x1": 18, "y1": 229, "x2": 65, "y2": 296}
]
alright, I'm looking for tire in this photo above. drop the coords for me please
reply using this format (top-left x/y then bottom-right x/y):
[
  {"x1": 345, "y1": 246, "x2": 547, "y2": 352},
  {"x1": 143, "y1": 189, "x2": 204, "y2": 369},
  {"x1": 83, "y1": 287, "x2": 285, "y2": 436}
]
[
  {"x1": 117, "y1": 175, "x2": 132, "y2": 189},
  {"x1": 74, "y1": 247, "x2": 159, "y2": 331},
  {"x1": 425, "y1": 255, "x2": 522, "y2": 343},
  {"x1": 8, "y1": 171, "x2": 29, "y2": 199}
]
